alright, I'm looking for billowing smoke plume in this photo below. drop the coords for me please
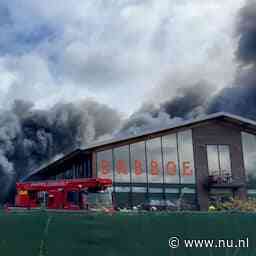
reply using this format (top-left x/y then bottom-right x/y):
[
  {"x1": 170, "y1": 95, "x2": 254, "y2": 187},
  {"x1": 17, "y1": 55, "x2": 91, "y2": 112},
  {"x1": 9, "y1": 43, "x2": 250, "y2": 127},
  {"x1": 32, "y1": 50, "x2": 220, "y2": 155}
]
[
  {"x1": 161, "y1": 82, "x2": 214, "y2": 119},
  {"x1": 0, "y1": 99, "x2": 121, "y2": 201},
  {"x1": 236, "y1": 0, "x2": 256, "y2": 66},
  {"x1": 207, "y1": 0, "x2": 256, "y2": 118},
  {"x1": 117, "y1": 103, "x2": 183, "y2": 137},
  {"x1": 120, "y1": 0, "x2": 256, "y2": 135},
  {"x1": 118, "y1": 81, "x2": 214, "y2": 136}
]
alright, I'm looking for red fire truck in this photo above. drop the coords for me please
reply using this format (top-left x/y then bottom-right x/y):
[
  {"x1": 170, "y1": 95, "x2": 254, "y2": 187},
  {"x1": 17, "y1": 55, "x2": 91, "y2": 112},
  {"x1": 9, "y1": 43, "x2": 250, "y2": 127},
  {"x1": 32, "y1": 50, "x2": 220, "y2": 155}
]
[{"x1": 14, "y1": 178, "x2": 113, "y2": 211}]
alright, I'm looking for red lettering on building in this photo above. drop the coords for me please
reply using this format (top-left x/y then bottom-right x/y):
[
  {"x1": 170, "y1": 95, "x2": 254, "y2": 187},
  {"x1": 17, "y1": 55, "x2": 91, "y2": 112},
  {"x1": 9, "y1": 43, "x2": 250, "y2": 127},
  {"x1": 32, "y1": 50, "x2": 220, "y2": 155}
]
[
  {"x1": 101, "y1": 160, "x2": 110, "y2": 175},
  {"x1": 116, "y1": 160, "x2": 128, "y2": 175},
  {"x1": 166, "y1": 161, "x2": 176, "y2": 175},
  {"x1": 151, "y1": 160, "x2": 159, "y2": 175},
  {"x1": 135, "y1": 160, "x2": 142, "y2": 176},
  {"x1": 182, "y1": 161, "x2": 193, "y2": 176}
]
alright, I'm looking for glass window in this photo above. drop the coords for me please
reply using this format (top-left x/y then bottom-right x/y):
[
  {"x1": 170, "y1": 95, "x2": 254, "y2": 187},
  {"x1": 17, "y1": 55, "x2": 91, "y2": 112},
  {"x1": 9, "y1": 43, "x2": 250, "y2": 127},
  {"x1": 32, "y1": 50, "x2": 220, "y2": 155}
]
[
  {"x1": 78, "y1": 164, "x2": 84, "y2": 178},
  {"x1": 87, "y1": 159, "x2": 91, "y2": 177},
  {"x1": 130, "y1": 141, "x2": 147, "y2": 183},
  {"x1": 115, "y1": 186, "x2": 130, "y2": 192},
  {"x1": 146, "y1": 137, "x2": 163, "y2": 183},
  {"x1": 219, "y1": 145, "x2": 231, "y2": 175},
  {"x1": 178, "y1": 130, "x2": 195, "y2": 184},
  {"x1": 181, "y1": 193, "x2": 198, "y2": 210},
  {"x1": 148, "y1": 187, "x2": 163, "y2": 193},
  {"x1": 132, "y1": 192, "x2": 147, "y2": 207},
  {"x1": 75, "y1": 165, "x2": 80, "y2": 178},
  {"x1": 72, "y1": 165, "x2": 77, "y2": 178},
  {"x1": 165, "y1": 192, "x2": 179, "y2": 210},
  {"x1": 248, "y1": 189, "x2": 256, "y2": 199},
  {"x1": 207, "y1": 145, "x2": 231, "y2": 176},
  {"x1": 72, "y1": 165, "x2": 78, "y2": 179},
  {"x1": 131, "y1": 187, "x2": 147, "y2": 193},
  {"x1": 97, "y1": 150, "x2": 113, "y2": 180},
  {"x1": 64, "y1": 169, "x2": 73, "y2": 179},
  {"x1": 84, "y1": 159, "x2": 91, "y2": 177},
  {"x1": 72, "y1": 168, "x2": 76, "y2": 179},
  {"x1": 149, "y1": 194, "x2": 165, "y2": 207},
  {"x1": 114, "y1": 145, "x2": 130, "y2": 183},
  {"x1": 87, "y1": 190, "x2": 112, "y2": 208},
  {"x1": 48, "y1": 176, "x2": 56, "y2": 180},
  {"x1": 114, "y1": 192, "x2": 130, "y2": 208},
  {"x1": 56, "y1": 172, "x2": 64, "y2": 180},
  {"x1": 181, "y1": 188, "x2": 196, "y2": 194},
  {"x1": 162, "y1": 134, "x2": 179, "y2": 184},
  {"x1": 242, "y1": 132, "x2": 256, "y2": 187},
  {"x1": 165, "y1": 187, "x2": 197, "y2": 210},
  {"x1": 84, "y1": 160, "x2": 88, "y2": 177},
  {"x1": 207, "y1": 145, "x2": 219, "y2": 176},
  {"x1": 165, "y1": 188, "x2": 179, "y2": 194}
]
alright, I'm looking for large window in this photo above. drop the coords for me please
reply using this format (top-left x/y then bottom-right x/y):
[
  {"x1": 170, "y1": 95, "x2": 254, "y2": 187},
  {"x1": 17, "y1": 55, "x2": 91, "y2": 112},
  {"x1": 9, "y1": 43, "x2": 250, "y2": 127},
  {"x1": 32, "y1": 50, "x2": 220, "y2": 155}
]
[
  {"x1": 219, "y1": 145, "x2": 231, "y2": 174},
  {"x1": 130, "y1": 141, "x2": 147, "y2": 183},
  {"x1": 77, "y1": 164, "x2": 84, "y2": 178},
  {"x1": 178, "y1": 130, "x2": 195, "y2": 184},
  {"x1": 207, "y1": 145, "x2": 219, "y2": 176},
  {"x1": 114, "y1": 145, "x2": 130, "y2": 183},
  {"x1": 84, "y1": 159, "x2": 91, "y2": 177},
  {"x1": 146, "y1": 137, "x2": 163, "y2": 183},
  {"x1": 64, "y1": 169, "x2": 73, "y2": 179},
  {"x1": 207, "y1": 145, "x2": 231, "y2": 176},
  {"x1": 242, "y1": 132, "x2": 256, "y2": 187},
  {"x1": 162, "y1": 134, "x2": 179, "y2": 184},
  {"x1": 96, "y1": 129, "x2": 196, "y2": 185},
  {"x1": 97, "y1": 150, "x2": 113, "y2": 180}
]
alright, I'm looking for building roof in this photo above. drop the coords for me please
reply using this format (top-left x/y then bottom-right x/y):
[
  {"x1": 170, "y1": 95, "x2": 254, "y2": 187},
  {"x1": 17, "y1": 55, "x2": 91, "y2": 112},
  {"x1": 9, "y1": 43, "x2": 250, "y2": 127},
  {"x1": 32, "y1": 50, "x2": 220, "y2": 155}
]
[
  {"x1": 23, "y1": 112, "x2": 256, "y2": 180},
  {"x1": 21, "y1": 149, "x2": 84, "y2": 181},
  {"x1": 82, "y1": 112, "x2": 256, "y2": 150}
]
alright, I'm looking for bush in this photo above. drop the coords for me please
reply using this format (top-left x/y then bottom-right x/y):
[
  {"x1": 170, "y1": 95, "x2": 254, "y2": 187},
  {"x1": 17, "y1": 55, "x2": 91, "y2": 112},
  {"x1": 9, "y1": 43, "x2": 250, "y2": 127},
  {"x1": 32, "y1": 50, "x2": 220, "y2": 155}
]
[{"x1": 214, "y1": 198, "x2": 256, "y2": 212}]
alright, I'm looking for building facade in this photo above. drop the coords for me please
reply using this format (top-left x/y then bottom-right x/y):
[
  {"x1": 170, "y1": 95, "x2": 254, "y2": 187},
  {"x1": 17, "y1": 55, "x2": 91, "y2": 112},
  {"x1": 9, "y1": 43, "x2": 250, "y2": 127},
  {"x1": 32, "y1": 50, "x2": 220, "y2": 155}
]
[{"x1": 26, "y1": 113, "x2": 256, "y2": 210}]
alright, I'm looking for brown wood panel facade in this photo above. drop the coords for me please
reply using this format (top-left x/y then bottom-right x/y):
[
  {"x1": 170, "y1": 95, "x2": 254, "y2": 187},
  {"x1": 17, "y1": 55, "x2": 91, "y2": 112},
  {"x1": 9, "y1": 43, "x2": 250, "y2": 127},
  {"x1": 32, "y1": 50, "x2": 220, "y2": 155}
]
[{"x1": 192, "y1": 120, "x2": 247, "y2": 210}]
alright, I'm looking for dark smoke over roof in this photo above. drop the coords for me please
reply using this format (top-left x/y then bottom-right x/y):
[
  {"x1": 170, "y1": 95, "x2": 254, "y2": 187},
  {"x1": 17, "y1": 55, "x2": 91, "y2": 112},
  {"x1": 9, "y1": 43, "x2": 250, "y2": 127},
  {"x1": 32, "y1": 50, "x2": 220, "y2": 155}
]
[
  {"x1": 161, "y1": 82, "x2": 213, "y2": 118},
  {"x1": 207, "y1": 0, "x2": 256, "y2": 118},
  {"x1": 0, "y1": 99, "x2": 121, "y2": 201},
  {"x1": 122, "y1": 0, "x2": 256, "y2": 129},
  {"x1": 236, "y1": 0, "x2": 256, "y2": 65},
  {"x1": 117, "y1": 81, "x2": 213, "y2": 137}
]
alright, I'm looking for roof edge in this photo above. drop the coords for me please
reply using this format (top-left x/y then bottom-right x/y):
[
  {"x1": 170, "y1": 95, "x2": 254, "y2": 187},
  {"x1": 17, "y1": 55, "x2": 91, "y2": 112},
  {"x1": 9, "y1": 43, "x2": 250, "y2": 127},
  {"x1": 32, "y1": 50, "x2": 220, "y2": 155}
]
[{"x1": 23, "y1": 112, "x2": 256, "y2": 180}]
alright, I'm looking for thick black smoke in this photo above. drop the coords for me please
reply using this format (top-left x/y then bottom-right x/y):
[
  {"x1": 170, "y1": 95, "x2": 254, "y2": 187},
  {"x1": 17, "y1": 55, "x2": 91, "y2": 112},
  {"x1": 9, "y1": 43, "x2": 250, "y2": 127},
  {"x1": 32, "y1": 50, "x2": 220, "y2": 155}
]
[
  {"x1": 0, "y1": 99, "x2": 121, "y2": 201},
  {"x1": 236, "y1": 0, "x2": 256, "y2": 65},
  {"x1": 118, "y1": 81, "x2": 213, "y2": 136},
  {"x1": 117, "y1": 103, "x2": 183, "y2": 137},
  {"x1": 120, "y1": 0, "x2": 256, "y2": 134},
  {"x1": 207, "y1": 0, "x2": 256, "y2": 118},
  {"x1": 161, "y1": 82, "x2": 213, "y2": 118}
]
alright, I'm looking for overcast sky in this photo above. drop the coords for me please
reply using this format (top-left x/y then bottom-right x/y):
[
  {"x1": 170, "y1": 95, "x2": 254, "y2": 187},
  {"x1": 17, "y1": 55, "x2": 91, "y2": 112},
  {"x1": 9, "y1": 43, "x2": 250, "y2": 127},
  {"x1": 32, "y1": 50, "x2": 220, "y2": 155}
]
[{"x1": 0, "y1": 0, "x2": 246, "y2": 116}]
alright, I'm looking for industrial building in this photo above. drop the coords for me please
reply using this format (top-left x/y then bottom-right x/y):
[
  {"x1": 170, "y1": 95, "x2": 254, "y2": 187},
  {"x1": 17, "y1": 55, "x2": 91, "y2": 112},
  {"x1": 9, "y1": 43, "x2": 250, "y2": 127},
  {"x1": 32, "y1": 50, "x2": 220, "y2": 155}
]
[{"x1": 25, "y1": 112, "x2": 256, "y2": 210}]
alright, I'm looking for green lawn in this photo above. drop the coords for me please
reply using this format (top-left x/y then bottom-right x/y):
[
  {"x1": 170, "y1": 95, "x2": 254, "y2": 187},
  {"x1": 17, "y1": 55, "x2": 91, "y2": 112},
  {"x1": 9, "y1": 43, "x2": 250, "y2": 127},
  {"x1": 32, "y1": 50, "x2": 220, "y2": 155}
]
[{"x1": 0, "y1": 211, "x2": 255, "y2": 256}]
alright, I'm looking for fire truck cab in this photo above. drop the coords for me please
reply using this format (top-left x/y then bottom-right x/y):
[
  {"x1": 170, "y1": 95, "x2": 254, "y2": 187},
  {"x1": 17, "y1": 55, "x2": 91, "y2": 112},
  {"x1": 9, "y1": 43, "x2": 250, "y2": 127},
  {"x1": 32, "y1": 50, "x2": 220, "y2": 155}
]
[{"x1": 15, "y1": 178, "x2": 113, "y2": 211}]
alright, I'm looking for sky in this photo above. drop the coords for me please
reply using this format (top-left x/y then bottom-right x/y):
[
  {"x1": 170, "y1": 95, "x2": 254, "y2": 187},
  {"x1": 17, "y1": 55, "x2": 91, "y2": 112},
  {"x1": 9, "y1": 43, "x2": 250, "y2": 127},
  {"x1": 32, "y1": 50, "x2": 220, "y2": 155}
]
[{"x1": 0, "y1": 0, "x2": 245, "y2": 116}]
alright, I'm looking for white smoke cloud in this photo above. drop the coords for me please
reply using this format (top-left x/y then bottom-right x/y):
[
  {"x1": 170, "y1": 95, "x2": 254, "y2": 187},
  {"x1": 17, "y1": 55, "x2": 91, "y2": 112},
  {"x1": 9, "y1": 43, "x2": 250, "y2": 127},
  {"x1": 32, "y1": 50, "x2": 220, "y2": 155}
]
[{"x1": 0, "y1": 0, "x2": 246, "y2": 113}]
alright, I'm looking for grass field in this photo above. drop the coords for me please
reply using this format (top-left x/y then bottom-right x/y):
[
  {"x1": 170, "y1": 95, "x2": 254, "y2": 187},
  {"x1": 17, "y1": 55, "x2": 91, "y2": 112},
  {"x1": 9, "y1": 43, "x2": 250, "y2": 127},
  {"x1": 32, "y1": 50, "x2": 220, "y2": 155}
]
[{"x1": 0, "y1": 211, "x2": 255, "y2": 256}]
